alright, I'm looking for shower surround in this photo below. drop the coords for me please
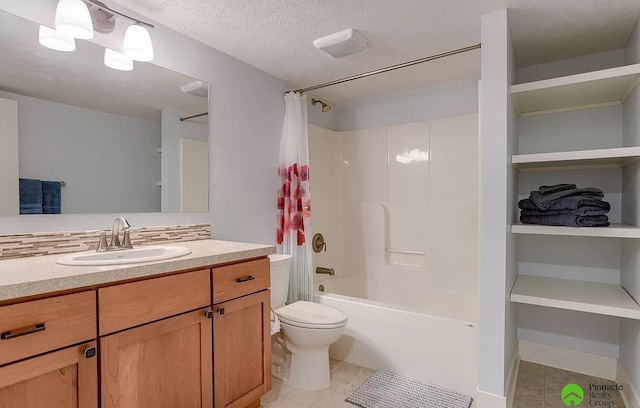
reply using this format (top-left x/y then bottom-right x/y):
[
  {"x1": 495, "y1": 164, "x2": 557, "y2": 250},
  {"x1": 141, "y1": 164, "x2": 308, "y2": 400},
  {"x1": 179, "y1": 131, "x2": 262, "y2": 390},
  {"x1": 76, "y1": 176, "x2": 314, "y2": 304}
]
[{"x1": 308, "y1": 114, "x2": 479, "y2": 396}]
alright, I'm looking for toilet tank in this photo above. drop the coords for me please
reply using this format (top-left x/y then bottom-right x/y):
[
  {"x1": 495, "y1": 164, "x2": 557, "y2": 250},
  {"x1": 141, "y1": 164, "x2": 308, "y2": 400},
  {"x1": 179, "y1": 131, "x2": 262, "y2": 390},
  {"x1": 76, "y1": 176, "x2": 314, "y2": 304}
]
[{"x1": 269, "y1": 254, "x2": 292, "y2": 309}]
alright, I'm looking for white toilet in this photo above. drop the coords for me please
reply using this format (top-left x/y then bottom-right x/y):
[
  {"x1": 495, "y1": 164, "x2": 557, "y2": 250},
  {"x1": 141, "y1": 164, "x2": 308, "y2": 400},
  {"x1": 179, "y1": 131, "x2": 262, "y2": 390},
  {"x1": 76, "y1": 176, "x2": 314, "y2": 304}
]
[{"x1": 269, "y1": 254, "x2": 347, "y2": 391}]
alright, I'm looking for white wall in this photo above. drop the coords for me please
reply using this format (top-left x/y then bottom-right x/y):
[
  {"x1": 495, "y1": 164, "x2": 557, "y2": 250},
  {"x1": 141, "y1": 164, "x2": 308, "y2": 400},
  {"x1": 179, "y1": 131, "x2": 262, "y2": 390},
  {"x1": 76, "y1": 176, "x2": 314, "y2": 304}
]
[
  {"x1": 308, "y1": 124, "x2": 343, "y2": 283},
  {"x1": 518, "y1": 49, "x2": 624, "y2": 83},
  {"x1": 333, "y1": 79, "x2": 478, "y2": 132},
  {"x1": 514, "y1": 41, "x2": 632, "y2": 362},
  {"x1": 478, "y1": 9, "x2": 517, "y2": 399},
  {"x1": 309, "y1": 113, "x2": 479, "y2": 322},
  {"x1": 0, "y1": 1, "x2": 289, "y2": 244},
  {"x1": 620, "y1": 16, "x2": 640, "y2": 405},
  {"x1": 160, "y1": 108, "x2": 208, "y2": 212},
  {"x1": 0, "y1": 98, "x2": 18, "y2": 216},
  {"x1": 0, "y1": 90, "x2": 161, "y2": 214}
]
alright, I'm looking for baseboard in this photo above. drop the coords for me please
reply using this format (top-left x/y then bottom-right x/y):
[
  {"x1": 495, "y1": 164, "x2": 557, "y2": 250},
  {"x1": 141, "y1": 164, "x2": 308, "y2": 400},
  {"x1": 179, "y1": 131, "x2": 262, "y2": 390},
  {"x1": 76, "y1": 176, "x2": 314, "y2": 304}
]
[
  {"x1": 618, "y1": 361, "x2": 640, "y2": 408},
  {"x1": 506, "y1": 355, "x2": 520, "y2": 408},
  {"x1": 519, "y1": 340, "x2": 617, "y2": 380},
  {"x1": 475, "y1": 388, "x2": 506, "y2": 408},
  {"x1": 476, "y1": 353, "x2": 519, "y2": 408}
]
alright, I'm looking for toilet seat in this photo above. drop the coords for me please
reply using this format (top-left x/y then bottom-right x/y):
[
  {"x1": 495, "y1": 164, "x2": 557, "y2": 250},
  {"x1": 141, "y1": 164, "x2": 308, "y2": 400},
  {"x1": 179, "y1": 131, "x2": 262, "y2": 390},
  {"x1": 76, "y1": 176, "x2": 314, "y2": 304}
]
[{"x1": 275, "y1": 301, "x2": 347, "y2": 329}]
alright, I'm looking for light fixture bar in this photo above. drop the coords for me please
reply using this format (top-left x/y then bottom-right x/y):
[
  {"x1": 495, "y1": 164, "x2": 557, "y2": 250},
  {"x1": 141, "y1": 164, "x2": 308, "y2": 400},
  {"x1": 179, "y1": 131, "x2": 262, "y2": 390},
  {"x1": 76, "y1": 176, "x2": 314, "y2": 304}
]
[{"x1": 83, "y1": 0, "x2": 154, "y2": 28}]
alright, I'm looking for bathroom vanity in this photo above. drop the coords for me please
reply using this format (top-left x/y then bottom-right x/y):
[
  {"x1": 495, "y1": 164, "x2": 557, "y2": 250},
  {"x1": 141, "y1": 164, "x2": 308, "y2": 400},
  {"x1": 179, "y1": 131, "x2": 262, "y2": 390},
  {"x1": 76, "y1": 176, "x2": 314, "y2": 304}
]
[{"x1": 0, "y1": 240, "x2": 275, "y2": 408}]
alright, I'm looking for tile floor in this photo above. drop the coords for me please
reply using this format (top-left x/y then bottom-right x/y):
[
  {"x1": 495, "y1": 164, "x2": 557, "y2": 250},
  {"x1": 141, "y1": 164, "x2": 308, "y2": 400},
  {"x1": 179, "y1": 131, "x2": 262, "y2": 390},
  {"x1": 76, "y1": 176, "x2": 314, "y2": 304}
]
[
  {"x1": 261, "y1": 359, "x2": 375, "y2": 408},
  {"x1": 262, "y1": 359, "x2": 479, "y2": 408},
  {"x1": 513, "y1": 361, "x2": 626, "y2": 408}
]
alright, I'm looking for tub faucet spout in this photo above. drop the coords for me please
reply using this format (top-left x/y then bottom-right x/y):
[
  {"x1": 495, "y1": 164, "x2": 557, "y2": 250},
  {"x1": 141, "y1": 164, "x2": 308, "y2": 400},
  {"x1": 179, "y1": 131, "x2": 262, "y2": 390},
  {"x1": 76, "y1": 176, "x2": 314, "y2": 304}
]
[{"x1": 316, "y1": 267, "x2": 335, "y2": 276}]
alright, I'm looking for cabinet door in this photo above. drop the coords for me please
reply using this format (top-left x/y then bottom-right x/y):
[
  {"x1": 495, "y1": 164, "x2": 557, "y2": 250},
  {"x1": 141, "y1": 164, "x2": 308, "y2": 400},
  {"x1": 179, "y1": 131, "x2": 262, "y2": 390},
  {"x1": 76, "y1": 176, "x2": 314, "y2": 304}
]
[
  {"x1": 101, "y1": 308, "x2": 213, "y2": 408},
  {"x1": 214, "y1": 290, "x2": 271, "y2": 408},
  {"x1": 0, "y1": 341, "x2": 98, "y2": 408}
]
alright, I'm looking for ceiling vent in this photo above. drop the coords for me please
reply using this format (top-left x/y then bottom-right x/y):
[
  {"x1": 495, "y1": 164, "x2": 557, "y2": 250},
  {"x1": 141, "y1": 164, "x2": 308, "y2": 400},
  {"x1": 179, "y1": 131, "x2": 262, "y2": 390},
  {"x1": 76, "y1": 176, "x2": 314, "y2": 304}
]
[
  {"x1": 180, "y1": 81, "x2": 209, "y2": 97},
  {"x1": 313, "y1": 29, "x2": 371, "y2": 59}
]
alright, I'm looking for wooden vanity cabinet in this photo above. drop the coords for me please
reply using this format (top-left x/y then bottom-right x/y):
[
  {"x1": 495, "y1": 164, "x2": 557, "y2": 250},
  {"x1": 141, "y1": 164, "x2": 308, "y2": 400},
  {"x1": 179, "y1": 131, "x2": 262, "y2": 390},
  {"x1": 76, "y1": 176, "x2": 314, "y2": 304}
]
[
  {"x1": 101, "y1": 309, "x2": 213, "y2": 408},
  {"x1": 0, "y1": 291, "x2": 98, "y2": 408},
  {"x1": 0, "y1": 341, "x2": 98, "y2": 408},
  {"x1": 0, "y1": 257, "x2": 272, "y2": 408},
  {"x1": 98, "y1": 269, "x2": 213, "y2": 408},
  {"x1": 212, "y1": 258, "x2": 271, "y2": 408}
]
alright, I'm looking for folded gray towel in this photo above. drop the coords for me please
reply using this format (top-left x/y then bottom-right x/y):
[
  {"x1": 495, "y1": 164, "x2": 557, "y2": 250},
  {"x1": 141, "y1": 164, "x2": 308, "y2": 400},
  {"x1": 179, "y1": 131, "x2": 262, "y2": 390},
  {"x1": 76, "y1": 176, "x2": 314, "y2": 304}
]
[
  {"x1": 530, "y1": 188, "x2": 604, "y2": 210},
  {"x1": 519, "y1": 197, "x2": 610, "y2": 212},
  {"x1": 521, "y1": 208, "x2": 609, "y2": 217},
  {"x1": 520, "y1": 214, "x2": 609, "y2": 227},
  {"x1": 539, "y1": 184, "x2": 577, "y2": 195}
]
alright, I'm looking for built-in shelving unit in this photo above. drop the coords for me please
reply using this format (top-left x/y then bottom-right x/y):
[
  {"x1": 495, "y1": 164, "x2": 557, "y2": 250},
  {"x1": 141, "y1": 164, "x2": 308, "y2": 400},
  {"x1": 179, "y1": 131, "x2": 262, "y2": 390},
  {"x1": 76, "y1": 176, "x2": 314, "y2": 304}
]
[
  {"x1": 512, "y1": 146, "x2": 640, "y2": 172},
  {"x1": 511, "y1": 275, "x2": 640, "y2": 320},
  {"x1": 511, "y1": 63, "x2": 640, "y2": 116},
  {"x1": 512, "y1": 223, "x2": 640, "y2": 238}
]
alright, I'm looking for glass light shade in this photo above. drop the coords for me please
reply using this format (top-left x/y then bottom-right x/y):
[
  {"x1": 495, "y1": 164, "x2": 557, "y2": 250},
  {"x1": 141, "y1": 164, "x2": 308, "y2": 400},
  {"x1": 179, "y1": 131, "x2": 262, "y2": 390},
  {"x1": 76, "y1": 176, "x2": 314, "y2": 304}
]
[
  {"x1": 123, "y1": 24, "x2": 154, "y2": 62},
  {"x1": 55, "y1": 0, "x2": 94, "y2": 40},
  {"x1": 39, "y1": 25, "x2": 76, "y2": 52},
  {"x1": 104, "y1": 49, "x2": 134, "y2": 71}
]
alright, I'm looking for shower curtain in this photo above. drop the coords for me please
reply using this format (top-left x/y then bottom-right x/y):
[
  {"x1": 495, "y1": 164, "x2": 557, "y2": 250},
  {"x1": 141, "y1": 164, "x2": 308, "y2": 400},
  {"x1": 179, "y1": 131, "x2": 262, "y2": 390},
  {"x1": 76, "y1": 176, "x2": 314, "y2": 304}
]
[{"x1": 277, "y1": 92, "x2": 313, "y2": 303}]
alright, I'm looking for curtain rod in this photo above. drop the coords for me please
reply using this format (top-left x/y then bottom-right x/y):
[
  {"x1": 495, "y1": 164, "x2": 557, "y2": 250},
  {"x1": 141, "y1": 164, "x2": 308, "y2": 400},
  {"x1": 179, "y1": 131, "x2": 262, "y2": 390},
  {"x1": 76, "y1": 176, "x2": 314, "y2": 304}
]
[
  {"x1": 290, "y1": 43, "x2": 481, "y2": 94},
  {"x1": 180, "y1": 112, "x2": 209, "y2": 121}
]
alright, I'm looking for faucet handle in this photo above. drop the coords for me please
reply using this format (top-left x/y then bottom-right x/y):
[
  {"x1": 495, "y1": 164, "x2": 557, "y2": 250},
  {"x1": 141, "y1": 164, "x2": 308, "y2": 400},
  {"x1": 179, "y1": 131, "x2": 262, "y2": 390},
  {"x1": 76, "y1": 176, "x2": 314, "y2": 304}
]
[
  {"x1": 86, "y1": 230, "x2": 108, "y2": 252},
  {"x1": 121, "y1": 228, "x2": 135, "y2": 249}
]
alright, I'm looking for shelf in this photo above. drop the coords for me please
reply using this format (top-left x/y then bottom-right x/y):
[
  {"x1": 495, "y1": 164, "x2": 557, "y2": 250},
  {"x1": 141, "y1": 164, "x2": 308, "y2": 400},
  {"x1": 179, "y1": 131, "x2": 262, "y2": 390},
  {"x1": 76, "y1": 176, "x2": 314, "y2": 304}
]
[
  {"x1": 511, "y1": 275, "x2": 640, "y2": 319},
  {"x1": 512, "y1": 146, "x2": 640, "y2": 172},
  {"x1": 511, "y1": 64, "x2": 640, "y2": 116},
  {"x1": 512, "y1": 223, "x2": 640, "y2": 239}
]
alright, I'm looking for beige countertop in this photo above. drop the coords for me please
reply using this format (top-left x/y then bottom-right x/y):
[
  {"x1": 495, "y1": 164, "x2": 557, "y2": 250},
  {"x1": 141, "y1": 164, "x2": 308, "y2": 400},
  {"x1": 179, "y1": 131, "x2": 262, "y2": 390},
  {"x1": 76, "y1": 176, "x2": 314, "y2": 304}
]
[{"x1": 0, "y1": 239, "x2": 276, "y2": 302}]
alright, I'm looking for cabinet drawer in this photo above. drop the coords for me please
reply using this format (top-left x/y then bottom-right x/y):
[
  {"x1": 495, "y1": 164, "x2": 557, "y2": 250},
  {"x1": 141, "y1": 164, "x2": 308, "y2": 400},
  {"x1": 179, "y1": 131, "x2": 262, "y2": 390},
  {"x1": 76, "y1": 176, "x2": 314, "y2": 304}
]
[
  {"x1": 0, "y1": 291, "x2": 96, "y2": 366},
  {"x1": 99, "y1": 269, "x2": 211, "y2": 335},
  {"x1": 212, "y1": 258, "x2": 269, "y2": 304}
]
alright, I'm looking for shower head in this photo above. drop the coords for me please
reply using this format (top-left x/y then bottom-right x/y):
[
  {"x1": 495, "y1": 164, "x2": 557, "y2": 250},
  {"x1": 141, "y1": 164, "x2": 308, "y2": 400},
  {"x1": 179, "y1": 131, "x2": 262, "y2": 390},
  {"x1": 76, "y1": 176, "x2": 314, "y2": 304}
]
[{"x1": 311, "y1": 98, "x2": 331, "y2": 112}]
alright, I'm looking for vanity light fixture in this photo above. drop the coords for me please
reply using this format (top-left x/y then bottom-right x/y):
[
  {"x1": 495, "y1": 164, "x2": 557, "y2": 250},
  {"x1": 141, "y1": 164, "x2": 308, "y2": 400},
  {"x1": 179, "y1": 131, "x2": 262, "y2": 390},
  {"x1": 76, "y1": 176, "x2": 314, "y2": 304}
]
[
  {"x1": 104, "y1": 49, "x2": 134, "y2": 71},
  {"x1": 55, "y1": 0, "x2": 94, "y2": 40},
  {"x1": 39, "y1": 25, "x2": 76, "y2": 52},
  {"x1": 42, "y1": 0, "x2": 156, "y2": 68},
  {"x1": 123, "y1": 23, "x2": 154, "y2": 62}
]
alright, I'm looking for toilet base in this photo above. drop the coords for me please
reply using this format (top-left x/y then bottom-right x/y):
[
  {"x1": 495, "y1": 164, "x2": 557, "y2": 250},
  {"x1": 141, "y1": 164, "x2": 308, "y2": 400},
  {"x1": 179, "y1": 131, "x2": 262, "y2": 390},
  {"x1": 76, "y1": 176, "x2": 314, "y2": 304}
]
[{"x1": 284, "y1": 346, "x2": 330, "y2": 390}]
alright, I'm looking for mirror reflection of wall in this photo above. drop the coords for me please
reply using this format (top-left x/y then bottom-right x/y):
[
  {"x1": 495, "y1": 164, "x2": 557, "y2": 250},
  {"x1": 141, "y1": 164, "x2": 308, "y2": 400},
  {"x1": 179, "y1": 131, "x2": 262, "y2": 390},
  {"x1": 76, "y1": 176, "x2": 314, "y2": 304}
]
[{"x1": 0, "y1": 10, "x2": 210, "y2": 216}]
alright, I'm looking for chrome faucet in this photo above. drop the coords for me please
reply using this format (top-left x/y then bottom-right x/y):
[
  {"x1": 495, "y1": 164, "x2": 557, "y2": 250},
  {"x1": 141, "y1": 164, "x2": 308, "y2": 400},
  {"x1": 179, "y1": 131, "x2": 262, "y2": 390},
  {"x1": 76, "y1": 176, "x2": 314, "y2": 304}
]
[
  {"x1": 89, "y1": 217, "x2": 134, "y2": 252},
  {"x1": 109, "y1": 217, "x2": 132, "y2": 250}
]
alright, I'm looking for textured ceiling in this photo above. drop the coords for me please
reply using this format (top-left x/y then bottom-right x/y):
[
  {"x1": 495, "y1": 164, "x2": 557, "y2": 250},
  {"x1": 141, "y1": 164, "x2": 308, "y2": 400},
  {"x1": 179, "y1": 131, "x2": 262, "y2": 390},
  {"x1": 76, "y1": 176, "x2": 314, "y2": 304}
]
[
  {"x1": 113, "y1": 1, "x2": 640, "y2": 103},
  {"x1": 0, "y1": 10, "x2": 208, "y2": 122}
]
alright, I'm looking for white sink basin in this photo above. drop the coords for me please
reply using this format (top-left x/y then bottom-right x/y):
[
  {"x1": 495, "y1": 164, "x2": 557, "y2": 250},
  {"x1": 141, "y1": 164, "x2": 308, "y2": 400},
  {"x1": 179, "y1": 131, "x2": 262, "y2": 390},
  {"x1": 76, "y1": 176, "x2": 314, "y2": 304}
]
[{"x1": 56, "y1": 246, "x2": 192, "y2": 266}]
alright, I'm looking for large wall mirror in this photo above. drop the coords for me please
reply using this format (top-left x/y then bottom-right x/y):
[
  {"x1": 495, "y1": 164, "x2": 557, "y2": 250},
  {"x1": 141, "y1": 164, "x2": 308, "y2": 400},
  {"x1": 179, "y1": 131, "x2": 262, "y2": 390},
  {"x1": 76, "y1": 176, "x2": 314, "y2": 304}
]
[{"x1": 0, "y1": 10, "x2": 209, "y2": 216}]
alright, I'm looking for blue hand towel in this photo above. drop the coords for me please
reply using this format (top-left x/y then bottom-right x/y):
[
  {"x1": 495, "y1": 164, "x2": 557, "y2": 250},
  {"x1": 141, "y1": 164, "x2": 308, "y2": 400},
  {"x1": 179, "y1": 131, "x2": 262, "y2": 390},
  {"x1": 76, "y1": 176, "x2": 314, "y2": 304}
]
[
  {"x1": 42, "y1": 181, "x2": 61, "y2": 214},
  {"x1": 519, "y1": 197, "x2": 610, "y2": 212},
  {"x1": 520, "y1": 213, "x2": 609, "y2": 227},
  {"x1": 19, "y1": 178, "x2": 43, "y2": 215}
]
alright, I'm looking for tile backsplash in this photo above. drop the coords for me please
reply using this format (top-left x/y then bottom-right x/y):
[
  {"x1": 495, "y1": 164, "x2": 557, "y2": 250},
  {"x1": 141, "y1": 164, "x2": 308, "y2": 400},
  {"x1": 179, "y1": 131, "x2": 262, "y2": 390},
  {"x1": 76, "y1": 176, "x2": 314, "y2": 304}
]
[{"x1": 0, "y1": 224, "x2": 211, "y2": 259}]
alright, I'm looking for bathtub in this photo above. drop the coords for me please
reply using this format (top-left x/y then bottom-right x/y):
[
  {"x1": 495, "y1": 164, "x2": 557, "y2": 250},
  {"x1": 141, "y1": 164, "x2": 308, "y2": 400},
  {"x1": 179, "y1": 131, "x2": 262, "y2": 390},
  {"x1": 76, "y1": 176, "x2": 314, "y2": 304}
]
[{"x1": 314, "y1": 277, "x2": 478, "y2": 398}]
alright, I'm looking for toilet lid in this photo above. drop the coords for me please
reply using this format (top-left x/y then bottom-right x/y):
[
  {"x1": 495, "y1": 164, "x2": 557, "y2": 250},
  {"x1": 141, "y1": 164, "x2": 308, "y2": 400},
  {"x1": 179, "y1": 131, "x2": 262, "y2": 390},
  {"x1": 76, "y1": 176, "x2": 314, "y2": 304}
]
[{"x1": 275, "y1": 301, "x2": 347, "y2": 327}]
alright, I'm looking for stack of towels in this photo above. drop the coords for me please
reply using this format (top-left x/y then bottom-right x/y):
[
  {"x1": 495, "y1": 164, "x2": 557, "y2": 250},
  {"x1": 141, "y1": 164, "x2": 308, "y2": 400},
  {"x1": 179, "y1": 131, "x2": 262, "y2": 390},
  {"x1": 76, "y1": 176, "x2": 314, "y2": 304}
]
[{"x1": 518, "y1": 183, "x2": 610, "y2": 227}]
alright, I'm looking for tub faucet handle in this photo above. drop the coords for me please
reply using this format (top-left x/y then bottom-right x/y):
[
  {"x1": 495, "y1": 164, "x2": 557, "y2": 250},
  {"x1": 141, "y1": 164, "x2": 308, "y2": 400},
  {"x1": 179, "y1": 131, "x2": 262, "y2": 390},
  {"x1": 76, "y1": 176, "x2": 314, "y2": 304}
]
[{"x1": 312, "y1": 233, "x2": 327, "y2": 253}]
